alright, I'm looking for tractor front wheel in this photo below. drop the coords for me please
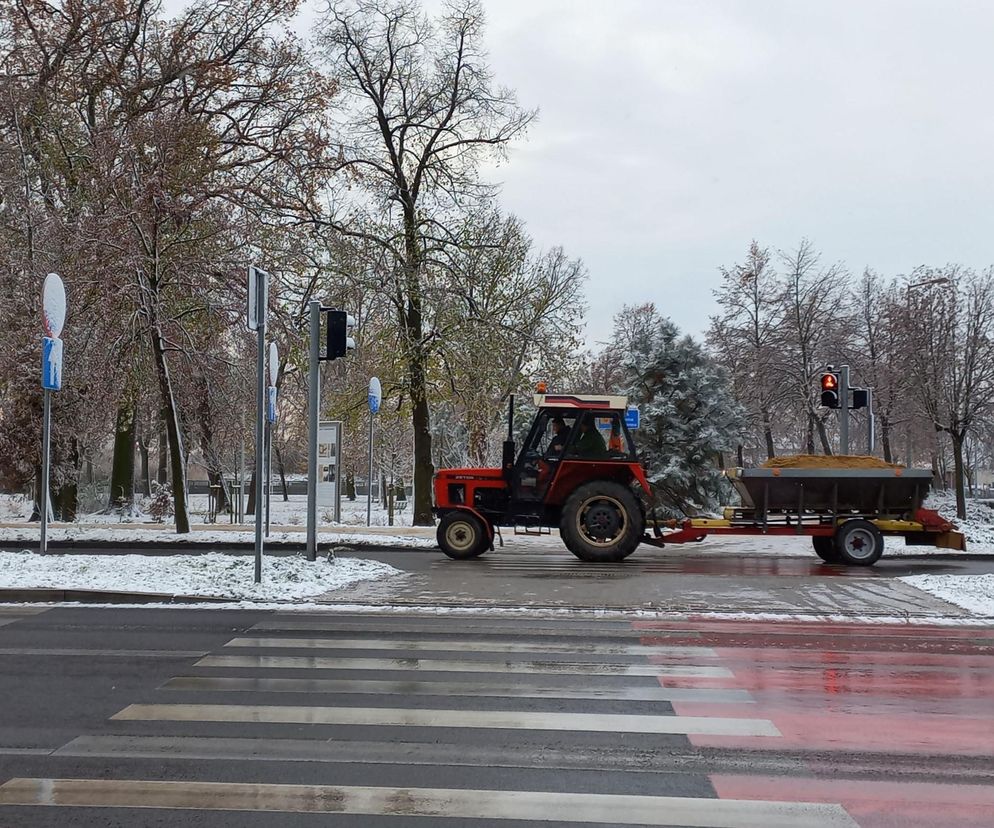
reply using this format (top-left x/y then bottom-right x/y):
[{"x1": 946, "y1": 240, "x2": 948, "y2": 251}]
[
  {"x1": 437, "y1": 511, "x2": 490, "y2": 560},
  {"x1": 560, "y1": 481, "x2": 644, "y2": 562}
]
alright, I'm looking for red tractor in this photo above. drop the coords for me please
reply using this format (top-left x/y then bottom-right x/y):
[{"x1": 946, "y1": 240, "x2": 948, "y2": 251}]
[{"x1": 433, "y1": 393, "x2": 652, "y2": 562}]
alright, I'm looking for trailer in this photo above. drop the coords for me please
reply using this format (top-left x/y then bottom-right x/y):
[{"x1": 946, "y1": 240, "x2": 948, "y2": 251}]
[{"x1": 647, "y1": 466, "x2": 965, "y2": 565}]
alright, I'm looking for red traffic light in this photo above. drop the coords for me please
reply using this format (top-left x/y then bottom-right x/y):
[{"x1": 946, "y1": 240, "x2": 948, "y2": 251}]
[{"x1": 820, "y1": 371, "x2": 840, "y2": 408}]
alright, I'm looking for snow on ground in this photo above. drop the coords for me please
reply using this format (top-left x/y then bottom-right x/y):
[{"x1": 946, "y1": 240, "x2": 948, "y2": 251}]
[
  {"x1": 0, "y1": 550, "x2": 403, "y2": 601},
  {"x1": 0, "y1": 525, "x2": 436, "y2": 549},
  {"x1": 901, "y1": 574, "x2": 994, "y2": 618},
  {"x1": 924, "y1": 491, "x2": 994, "y2": 550},
  {"x1": 5, "y1": 493, "x2": 416, "y2": 528},
  {"x1": 66, "y1": 494, "x2": 415, "y2": 528}
]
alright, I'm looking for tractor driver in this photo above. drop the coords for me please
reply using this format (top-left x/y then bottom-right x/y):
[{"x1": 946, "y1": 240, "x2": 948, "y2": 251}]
[
  {"x1": 571, "y1": 417, "x2": 607, "y2": 458},
  {"x1": 546, "y1": 417, "x2": 570, "y2": 459}
]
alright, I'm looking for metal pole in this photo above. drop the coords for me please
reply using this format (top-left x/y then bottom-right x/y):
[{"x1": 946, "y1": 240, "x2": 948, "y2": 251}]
[
  {"x1": 306, "y1": 300, "x2": 321, "y2": 561},
  {"x1": 839, "y1": 364, "x2": 850, "y2": 456},
  {"x1": 239, "y1": 413, "x2": 245, "y2": 523},
  {"x1": 40, "y1": 389, "x2": 52, "y2": 554},
  {"x1": 867, "y1": 388, "x2": 875, "y2": 454},
  {"x1": 264, "y1": 419, "x2": 272, "y2": 537},
  {"x1": 253, "y1": 288, "x2": 266, "y2": 584},
  {"x1": 366, "y1": 412, "x2": 374, "y2": 526}
]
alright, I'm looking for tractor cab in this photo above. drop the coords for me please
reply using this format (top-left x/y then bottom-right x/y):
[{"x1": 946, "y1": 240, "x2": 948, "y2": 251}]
[
  {"x1": 434, "y1": 393, "x2": 652, "y2": 562},
  {"x1": 511, "y1": 395, "x2": 638, "y2": 504}
]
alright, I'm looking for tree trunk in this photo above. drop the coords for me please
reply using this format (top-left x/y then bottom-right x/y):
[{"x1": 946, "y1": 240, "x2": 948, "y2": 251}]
[
  {"x1": 762, "y1": 409, "x2": 775, "y2": 460},
  {"x1": 411, "y1": 389, "x2": 434, "y2": 524},
  {"x1": 151, "y1": 320, "x2": 190, "y2": 533},
  {"x1": 108, "y1": 399, "x2": 136, "y2": 510},
  {"x1": 736, "y1": 444, "x2": 744, "y2": 467},
  {"x1": 275, "y1": 444, "x2": 289, "y2": 501},
  {"x1": 950, "y1": 430, "x2": 967, "y2": 520},
  {"x1": 880, "y1": 414, "x2": 893, "y2": 464},
  {"x1": 403, "y1": 206, "x2": 435, "y2": 526},
  {"x1": 381, "y1": 473, "x2": 388, "y2": 507},
  {"x1": 53, "y1": 437, "x2": 80, "y2": 522},
  {"x1": 136, "y1": 415, "x2": 152, "y2": 497},
  {"x1": 468, "y1": 420, "x2": 489, "y2": 466},
  {"x1": 246, "y1": 466, "x2": 257, "y2": 516},
  {"x1": 156, "y1": 417, "x2": 168, "y2": 486},
  {"x1": 815, "y1": 413, "x2": 832, "y2": 455},
  {"x1": 196, "y1": 375, "x2": 229, "y2": 513}
]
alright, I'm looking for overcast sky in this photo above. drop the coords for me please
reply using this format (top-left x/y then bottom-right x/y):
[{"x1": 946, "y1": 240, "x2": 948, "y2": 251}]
[
  {"x1": 168, "y1": 0, "x2": 994, "y2": 346},
  {"x1": 471, "y1": 0, "x2": 994, "y2": 346}
]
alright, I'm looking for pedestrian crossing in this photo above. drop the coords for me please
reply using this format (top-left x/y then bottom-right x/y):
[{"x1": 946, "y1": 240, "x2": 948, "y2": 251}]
[{"x1": 0, "y1": 610, "x2": 860, "y2": 827}]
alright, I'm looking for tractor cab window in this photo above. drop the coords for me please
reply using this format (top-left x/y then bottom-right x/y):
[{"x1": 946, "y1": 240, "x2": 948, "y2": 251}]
[
  {"x1": 521, "y1": 411, "x2": 577, "y2": 462},
  {"x1": 564, "y1": 412, "x2": 634, "y2": 460},
  {"x1": 512, "y1": 409, "x2": 578, "y2": 502}
]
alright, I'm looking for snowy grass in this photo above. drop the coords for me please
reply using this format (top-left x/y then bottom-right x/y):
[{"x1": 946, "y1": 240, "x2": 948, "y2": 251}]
[
  {"x1": 0, "y1": 550, "x2": 403, "y2": 601},
  {"x1": 924, "y1": 491, "x2": 994, "y2": 549},
  {"x1": 0, "y1": 525, "x2": 436, "y2": 549},
  {"x1": 900, "y1": 574, "x2": 994, "y2": 618}
]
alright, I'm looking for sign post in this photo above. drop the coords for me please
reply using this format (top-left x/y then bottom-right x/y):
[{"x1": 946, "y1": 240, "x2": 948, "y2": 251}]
[
  {"x1": 366, "y1": 377, "x2": 381, "y2": 527},
  {"x1": 265, "y1": 341, "x2": 278, "y2": 537},
  {"x1": 39, "y1": 273, "x2": 66, "y2": 555},
  {"x1": 248, "y1": 265, "x2": 269, "y2": 583}
]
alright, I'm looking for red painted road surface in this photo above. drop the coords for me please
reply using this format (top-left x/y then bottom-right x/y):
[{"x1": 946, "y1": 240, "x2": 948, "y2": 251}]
[{"x1": 636, "y1": 617, "x2": 994, "y2": 827}]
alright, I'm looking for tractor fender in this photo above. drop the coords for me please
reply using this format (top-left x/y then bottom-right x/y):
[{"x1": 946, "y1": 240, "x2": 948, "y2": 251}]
[{"x1": 439, "y1": 505, "x2": 495, "y2": 545}]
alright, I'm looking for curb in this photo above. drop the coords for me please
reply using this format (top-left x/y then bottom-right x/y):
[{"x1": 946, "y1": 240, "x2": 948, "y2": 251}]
[{"x1": 0, "y1": 588, "x2": 231, "y2": 605}]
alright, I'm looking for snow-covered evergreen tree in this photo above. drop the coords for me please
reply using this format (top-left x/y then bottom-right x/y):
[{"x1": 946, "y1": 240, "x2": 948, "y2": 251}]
[{"x1": 620, "y1": 310, "x2": 744, "y2": 517}]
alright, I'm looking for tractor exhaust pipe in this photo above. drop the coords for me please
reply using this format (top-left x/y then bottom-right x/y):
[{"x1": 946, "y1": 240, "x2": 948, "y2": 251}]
[{"x1": 502, "y1": 394, "x2": 515, "y2": 478}]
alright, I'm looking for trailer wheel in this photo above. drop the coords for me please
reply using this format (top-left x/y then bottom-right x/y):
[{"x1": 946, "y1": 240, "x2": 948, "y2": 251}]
[
  {"x1": 834, "y1": 519, "x2": 884, "y2": 566},
  {"x1": 560, "y1": 481, "x2": 644, "y2": 562},
  {"x1": 437, "y1": 511, "x2": 490, "y2": 560},
  {"x1": 812, "y1": 535, "x2": 842, "y2": 563}
]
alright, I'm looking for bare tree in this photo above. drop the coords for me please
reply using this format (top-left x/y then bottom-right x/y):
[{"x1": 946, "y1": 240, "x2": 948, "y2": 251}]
[
  {"x1": 775, "y1": 239, "x2": 849, "y2": 454},
  {"x1": 316, "y1": 0, "x2": 535, "y2": 524},
  {"x1": 905, "y1": 267, "x2": 994, "y2": 518},
  {"x1": 708, "y1": 242, "x2": 785, "y2": 460}
]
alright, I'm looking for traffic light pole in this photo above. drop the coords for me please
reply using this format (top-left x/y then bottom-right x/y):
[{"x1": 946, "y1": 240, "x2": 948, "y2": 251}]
[
  {"x1": 306, "y1": 300, "x2": 321, "y2": 561},
  {"x1": 839, "y1": 364, "x2": 850, "y2": 456},
  {"x1": 867, "y1": 388, "x2": 875, "y2": 454},
  {"x1": 253, "y1": 285, "x2": 266, "y2": 584}
]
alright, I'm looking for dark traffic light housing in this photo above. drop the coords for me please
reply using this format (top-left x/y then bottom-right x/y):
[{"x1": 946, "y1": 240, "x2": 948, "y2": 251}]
[
  {"x1": 820, "y1": 371, "x2": 840, "y2": 408},
  {"x1": 324, "y1": 310, "x2": 356, "y2": 361}
]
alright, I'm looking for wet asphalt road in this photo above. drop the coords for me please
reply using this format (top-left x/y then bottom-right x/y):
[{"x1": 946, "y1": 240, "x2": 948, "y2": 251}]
[{"x1": 0, "y1": 605, "x2": 991, "y2": 827}]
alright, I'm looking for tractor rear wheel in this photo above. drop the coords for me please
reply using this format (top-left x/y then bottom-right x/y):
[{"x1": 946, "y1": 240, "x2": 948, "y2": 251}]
[
  {"x1": 437, "y1": 511, "x2": 490, "y2": 560},
  {"x1": 560, "y1": 481, "x2": 644, "y2": 562}
]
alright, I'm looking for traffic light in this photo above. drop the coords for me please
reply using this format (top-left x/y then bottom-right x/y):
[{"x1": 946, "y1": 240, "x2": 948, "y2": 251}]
[
  {"x1": 851, "y1": 388, "x2": 868, "y2": 409},
  {"x1": 325, "y1": 310, "x2": 356, "y2": 360},
  {"x1": 820, "y1": 371, "x2": 840, "y2": 408}
]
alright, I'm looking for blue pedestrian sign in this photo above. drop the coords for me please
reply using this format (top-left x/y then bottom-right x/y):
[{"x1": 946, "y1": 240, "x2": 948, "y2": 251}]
[
  {"x1": 625, "y1": 406, "x2": 640, "y2": 430},
  {"x1": 368, "y1": 376, "x2": 382, "y2": 414},
  {"x1": 41, "y1": 336, "x2": 63, "y2": 391},
  {"x1": 267, "y1": 386, "x2": 277, "y2": 423}
]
